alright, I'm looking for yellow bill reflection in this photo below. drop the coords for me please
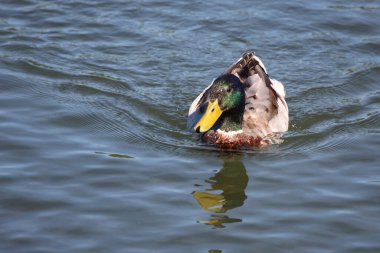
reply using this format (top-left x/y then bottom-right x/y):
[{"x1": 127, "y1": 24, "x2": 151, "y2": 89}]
[{"x1": 192, "y1": 155, "x2": 249, "y2": 228}]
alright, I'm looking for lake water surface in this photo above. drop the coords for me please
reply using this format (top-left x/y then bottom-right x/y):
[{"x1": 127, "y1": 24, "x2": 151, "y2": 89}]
[{"x1": 1, "y1": 1, "x2": 379, "y2": 252}]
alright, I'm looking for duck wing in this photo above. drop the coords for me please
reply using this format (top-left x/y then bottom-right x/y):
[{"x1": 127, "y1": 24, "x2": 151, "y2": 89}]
[{"x1": 224, "y1": 52, "x2": 288, "y2": 137}]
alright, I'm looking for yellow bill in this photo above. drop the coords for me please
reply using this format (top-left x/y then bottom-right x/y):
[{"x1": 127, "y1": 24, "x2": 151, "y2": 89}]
[
  {"x1": 192, "y1": 191, "x2": 225, "y2": 213},
  {"x1": 194, "y1": 99, "x2": 222, "y2": 132}
]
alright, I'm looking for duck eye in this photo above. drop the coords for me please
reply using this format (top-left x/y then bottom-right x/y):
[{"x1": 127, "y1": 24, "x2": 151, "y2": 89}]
[{"x1": 226, "y1": 87, "x2": 232, "y2": 93}]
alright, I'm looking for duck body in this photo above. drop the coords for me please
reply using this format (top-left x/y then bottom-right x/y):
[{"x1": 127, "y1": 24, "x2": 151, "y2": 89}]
[{"x1": 188, "y1": 52, "x2": 289, "y2": 149}]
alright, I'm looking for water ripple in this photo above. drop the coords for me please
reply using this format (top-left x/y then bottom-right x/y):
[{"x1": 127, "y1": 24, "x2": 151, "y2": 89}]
[{"x1": 1, "y1": 1, "x2": 380, "y2": 252}]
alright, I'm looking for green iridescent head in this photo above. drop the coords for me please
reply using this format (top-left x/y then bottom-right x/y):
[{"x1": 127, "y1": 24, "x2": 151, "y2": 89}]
[{"x1": 194, "y1": 74, "x2": 245, "y2": 132}]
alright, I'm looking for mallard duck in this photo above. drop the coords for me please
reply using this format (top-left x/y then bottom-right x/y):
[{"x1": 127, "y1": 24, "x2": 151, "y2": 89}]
[{"x1": 187, "y1": 52, "x2": 288, "y2": 148}]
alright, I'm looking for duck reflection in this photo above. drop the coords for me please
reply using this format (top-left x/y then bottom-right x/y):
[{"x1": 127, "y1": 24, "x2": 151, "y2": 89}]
[{"x1": 193, "y1": 155, "x2": 248, "y2": 228}]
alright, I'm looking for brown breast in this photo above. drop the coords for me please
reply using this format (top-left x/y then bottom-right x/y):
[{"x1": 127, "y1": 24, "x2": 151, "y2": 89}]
[{"x1": 202, "y1": 130, "x2": 269, "y2": 149}]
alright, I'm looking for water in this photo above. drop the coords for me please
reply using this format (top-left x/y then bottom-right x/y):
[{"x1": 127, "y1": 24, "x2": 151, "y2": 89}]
[{"x1": 0, "y1": 0, "x2": 379, "y2": 252}]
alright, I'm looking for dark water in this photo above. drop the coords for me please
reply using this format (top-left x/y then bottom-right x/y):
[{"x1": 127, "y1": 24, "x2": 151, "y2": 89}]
[{"x1": 1, "y1": 0, "x2": 379, "y2": 252}]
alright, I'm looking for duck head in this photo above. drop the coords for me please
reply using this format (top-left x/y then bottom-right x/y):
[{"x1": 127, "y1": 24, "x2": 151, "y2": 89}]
[{"x1": 194, "y1": 74, "x2": 245, "y2": 133}]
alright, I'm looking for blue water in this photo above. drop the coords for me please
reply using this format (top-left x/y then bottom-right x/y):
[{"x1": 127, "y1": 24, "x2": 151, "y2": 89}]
[{"x1": 0, "y1": 1, "x2": 379, "y2": 252}]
